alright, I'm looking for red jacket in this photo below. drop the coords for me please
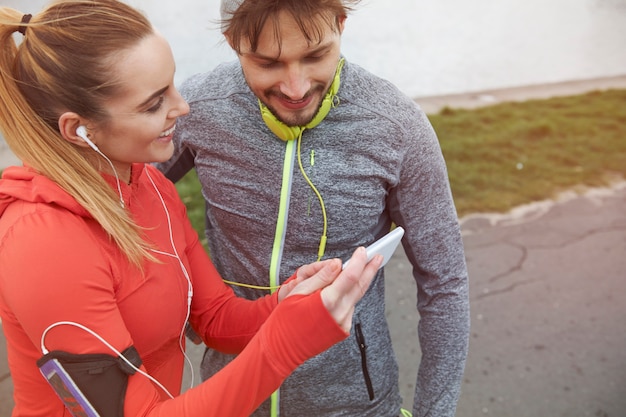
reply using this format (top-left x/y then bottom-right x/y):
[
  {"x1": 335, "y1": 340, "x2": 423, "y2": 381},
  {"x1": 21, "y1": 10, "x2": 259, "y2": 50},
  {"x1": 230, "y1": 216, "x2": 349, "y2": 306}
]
[{"x1": 0, "y1": 163, "x2": 346, "y2": 416}]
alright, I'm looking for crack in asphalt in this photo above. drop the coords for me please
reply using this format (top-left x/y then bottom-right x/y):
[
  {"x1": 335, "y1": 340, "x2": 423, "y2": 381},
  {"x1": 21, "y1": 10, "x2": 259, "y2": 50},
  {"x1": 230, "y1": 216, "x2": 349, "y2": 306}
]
[
  {"x1": 475, "y1": 278, "x2": 539, "y2": 300},
  {"x1": 471, "y1": 224, "x2": 626, "y2": 301}
]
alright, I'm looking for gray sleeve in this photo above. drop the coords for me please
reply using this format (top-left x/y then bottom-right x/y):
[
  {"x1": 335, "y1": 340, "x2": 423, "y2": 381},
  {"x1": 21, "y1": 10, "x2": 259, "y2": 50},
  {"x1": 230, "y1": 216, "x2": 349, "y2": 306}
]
[
  {"x1": 389, "y1": 108, "x2": 470, "y2": 417},
  {"x1": 155, "y1": 72, "x2": 213, "y2": 183},
  {"x1": 156, "y1": 137, "x2": 195, "y2": 183}
]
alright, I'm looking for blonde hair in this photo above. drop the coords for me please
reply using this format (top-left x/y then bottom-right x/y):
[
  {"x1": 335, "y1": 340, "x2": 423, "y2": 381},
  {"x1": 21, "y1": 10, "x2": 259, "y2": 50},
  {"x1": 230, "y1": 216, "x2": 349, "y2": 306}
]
[{"x1": 0, "y1": 1, "x2": 157, "y2": 267}]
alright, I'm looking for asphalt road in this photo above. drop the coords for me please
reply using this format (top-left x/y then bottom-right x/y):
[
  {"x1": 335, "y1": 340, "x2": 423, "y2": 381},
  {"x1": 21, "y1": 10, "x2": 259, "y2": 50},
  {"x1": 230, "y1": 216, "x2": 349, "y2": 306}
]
[{"x1": 387, "y1": 182, "x2": 626, "y2": 416}]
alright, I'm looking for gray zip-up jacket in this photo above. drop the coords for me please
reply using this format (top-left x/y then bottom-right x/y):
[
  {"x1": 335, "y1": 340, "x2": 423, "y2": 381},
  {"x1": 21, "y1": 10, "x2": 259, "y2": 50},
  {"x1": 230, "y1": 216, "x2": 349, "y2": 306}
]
[{"x1": 158, "y1": 59, "x2": 470, "y2": 417}]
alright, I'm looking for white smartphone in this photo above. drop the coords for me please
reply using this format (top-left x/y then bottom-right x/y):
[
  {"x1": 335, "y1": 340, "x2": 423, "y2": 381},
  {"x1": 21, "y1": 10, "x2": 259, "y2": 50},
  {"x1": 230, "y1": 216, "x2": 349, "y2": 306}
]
[{"x1": 342, "y1": 227, "x2": 405, "y2": 270}]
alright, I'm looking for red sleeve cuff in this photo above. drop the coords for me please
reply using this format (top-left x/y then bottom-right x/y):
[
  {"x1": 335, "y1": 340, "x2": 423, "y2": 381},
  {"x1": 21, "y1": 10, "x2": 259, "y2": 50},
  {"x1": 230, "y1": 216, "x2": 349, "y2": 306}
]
[{"x1": 259, "y1": 291, "x2": 348, "y2": 376}]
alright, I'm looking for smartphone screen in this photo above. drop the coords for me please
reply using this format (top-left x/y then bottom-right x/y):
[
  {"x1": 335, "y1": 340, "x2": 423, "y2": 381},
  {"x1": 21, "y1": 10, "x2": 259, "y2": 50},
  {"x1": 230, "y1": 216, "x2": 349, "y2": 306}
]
[{"x1": 39, "y1": 358, "x2": 100, "y2": 417}]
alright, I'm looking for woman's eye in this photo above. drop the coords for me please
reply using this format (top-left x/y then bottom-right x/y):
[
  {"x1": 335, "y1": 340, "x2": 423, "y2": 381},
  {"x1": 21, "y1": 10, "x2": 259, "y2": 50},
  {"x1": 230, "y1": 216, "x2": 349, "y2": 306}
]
[{"x1": 146, "y1": 96, "x2": 165, "y2": 113}]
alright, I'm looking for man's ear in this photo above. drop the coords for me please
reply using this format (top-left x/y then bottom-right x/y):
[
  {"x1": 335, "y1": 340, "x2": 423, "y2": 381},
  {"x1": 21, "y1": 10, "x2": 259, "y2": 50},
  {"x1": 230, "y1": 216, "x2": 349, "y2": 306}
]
[
  {"x1": 337, "y1": 15, "x2": 347, "y2": 34},
  {"x1": 58, "y1": 112, "x2": 93, "y2": 149},
  {"x1": 224, "y1": 33, "x2": 235, "y2": 51}
]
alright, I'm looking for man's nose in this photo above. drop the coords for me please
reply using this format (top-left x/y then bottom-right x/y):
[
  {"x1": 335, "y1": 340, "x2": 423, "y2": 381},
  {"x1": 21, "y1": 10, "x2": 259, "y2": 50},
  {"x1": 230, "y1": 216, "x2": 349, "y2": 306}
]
[{"x1": 278, "y1": 64, "x2": 312, "y2": 99}]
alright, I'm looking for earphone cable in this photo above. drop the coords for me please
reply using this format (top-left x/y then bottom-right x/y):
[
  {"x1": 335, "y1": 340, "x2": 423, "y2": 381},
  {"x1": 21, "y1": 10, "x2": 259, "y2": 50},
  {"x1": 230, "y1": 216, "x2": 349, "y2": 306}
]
[
  {"x1": 40, "y1": 321, "x2": 175, "y2": 399},
  {"x1": 39, "y1": 170, "x2": 195, "y2": 398},
  {"x1": 93, "y1": 148, "x2": 125, "y2": 208},
  {"x1": 296, "y1": 131, "x2": 327, "y2": 261},
  {"x1": 144, "y1": 167, "x2": 195, "y2": 389}
]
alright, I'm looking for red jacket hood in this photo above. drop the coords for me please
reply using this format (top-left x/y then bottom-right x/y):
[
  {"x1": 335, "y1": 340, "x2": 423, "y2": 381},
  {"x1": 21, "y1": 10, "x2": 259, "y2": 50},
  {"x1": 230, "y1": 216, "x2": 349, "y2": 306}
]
[{"x1": 0, "y1": 166, "x2": 90, "y2": 218}]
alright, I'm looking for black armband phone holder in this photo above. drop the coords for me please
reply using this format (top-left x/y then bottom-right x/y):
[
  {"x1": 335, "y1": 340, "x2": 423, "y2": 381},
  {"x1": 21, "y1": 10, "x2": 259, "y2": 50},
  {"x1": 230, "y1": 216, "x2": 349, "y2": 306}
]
[{"x1": 37, "y1": 346, "x2": 142, "y2": 417}]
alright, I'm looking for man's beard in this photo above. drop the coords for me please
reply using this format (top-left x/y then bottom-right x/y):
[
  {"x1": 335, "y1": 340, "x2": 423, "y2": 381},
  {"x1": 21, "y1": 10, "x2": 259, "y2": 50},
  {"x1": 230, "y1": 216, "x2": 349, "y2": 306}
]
[{"x1": 262, "y1": 84, "x2": 326, "y2": 127}]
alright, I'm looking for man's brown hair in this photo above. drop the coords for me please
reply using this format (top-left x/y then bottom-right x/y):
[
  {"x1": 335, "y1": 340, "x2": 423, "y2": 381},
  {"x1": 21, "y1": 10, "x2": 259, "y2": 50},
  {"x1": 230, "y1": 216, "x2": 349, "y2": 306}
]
[{"x1": 223, "y1": 0, "x2": 361, "y2": 55}]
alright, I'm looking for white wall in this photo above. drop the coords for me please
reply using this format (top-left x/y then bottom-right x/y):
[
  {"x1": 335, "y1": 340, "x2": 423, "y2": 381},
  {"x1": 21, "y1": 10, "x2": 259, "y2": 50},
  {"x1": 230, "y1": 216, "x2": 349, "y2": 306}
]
[{"x1": 5, "y1": 0, "x2": 626, "y2": 97}]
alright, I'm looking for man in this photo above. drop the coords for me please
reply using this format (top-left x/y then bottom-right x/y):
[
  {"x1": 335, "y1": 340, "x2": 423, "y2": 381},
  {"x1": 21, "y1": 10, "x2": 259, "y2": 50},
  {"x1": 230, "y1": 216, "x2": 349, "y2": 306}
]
[{"x1": 158, "y1": 0, "x2": 470, "y2": 416}]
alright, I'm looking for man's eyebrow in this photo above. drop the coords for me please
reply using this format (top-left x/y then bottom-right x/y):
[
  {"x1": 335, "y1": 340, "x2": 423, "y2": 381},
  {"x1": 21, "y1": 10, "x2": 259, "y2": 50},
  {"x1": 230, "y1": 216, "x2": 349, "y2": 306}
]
[
  {"x1": 246, "y1": 42, "x2": 333, "y2": 61},
  {"x1": 306, "y1": 43, "x2": 333, "y2": 55},
  {"x1": 137, "y1": 86, "x2": 168, "y2": 109}
]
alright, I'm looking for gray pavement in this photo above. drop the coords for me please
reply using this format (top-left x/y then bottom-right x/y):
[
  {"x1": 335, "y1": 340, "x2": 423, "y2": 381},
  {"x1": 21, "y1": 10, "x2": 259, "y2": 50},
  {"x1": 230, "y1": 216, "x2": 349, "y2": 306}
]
[
  {"x1": 387, "y1": 183, "x2": 626, "y2": 416},
  {"x1": 2, "y1": 76, "x2": 626, "y2": 416}
]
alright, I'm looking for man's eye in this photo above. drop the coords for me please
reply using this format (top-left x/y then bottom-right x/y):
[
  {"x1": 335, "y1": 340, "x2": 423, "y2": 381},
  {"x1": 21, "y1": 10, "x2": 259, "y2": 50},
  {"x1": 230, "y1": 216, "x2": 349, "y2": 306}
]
[
  {"x1": 305, "y1": 55, "x2": 324, "y2": 62},
  {"x1": 258, "y1": 61, "x2": 279, "y2": 69}
]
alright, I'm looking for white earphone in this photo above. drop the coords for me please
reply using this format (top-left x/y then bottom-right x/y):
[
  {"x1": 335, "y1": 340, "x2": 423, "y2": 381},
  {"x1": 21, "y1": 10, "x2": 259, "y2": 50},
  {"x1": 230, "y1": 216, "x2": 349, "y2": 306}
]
[
  {"x1": 76, "y1": 125, "x2": 99, "y2": 151},
  {"x1": 75, "y1": 125, "x2": 125, "y2": 208}
]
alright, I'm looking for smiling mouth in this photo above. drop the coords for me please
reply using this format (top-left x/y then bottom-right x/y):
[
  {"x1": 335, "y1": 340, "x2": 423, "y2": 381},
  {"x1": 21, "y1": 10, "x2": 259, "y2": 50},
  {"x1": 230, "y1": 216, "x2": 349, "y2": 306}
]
[
  {"x1": 159, "y1": 125, "x2": 176, "y2": 137},
  {"x1": 284, "y1": 97, "x2": 308, "y2": 104}
]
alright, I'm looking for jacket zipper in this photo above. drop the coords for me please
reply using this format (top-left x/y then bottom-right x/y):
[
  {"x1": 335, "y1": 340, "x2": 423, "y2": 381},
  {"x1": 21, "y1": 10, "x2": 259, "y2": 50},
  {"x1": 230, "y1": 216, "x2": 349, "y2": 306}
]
[{"x1": 355, "y1": 322, "x2": 375, "y2": 400}]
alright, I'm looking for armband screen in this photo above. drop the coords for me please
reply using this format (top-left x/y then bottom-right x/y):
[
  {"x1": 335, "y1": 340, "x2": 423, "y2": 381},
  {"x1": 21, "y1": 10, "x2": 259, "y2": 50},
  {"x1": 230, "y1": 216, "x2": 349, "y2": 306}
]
[{"x1": 37, "y1": 346, "x2": 141, "y2": 417}]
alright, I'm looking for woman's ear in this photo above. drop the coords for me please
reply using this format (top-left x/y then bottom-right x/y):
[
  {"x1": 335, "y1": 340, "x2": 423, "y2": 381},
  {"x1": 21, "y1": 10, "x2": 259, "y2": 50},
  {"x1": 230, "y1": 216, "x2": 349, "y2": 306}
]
[{"x1": 58, "y1": 112, "x2": 94, "y2": 149}]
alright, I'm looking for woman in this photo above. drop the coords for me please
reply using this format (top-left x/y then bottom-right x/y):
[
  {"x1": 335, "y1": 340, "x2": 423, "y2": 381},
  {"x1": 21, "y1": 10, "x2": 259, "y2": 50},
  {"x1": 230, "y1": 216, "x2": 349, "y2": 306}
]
[{"x1": 0, "y1": 1, "x2": 382, "y2": 416}]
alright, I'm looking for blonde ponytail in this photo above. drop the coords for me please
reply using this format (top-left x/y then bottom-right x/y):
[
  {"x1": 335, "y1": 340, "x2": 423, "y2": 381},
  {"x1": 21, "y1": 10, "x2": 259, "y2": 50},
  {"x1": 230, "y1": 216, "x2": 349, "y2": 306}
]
[{"x1": 0, "y1": 2, "x2": 158, "y2": 268}]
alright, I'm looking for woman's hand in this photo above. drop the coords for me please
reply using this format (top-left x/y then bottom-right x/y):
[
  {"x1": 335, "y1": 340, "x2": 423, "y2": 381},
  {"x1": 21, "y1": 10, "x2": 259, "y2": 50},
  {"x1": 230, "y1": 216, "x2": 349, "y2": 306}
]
[
  {"x1": 320, "y1": 248, "x2": 382, "y2": 332},
  {"x1": 277, "y1": 247, "x2": 383, "y2": 332},
  {"x1": 277, "y1": 258, "x2": 342, "y2": 302}
]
